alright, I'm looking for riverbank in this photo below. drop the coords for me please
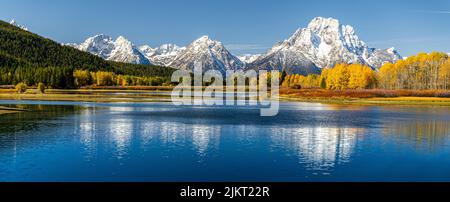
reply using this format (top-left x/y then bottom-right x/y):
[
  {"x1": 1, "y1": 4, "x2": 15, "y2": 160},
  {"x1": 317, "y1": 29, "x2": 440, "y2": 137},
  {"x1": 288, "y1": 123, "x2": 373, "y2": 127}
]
[
  {"x1": 0, "y1": 110, "x2": 16, "y2": 115},
  {"x1": 2, "y1": 88, "x2": 450, "y2": 106},
  {"x1": 279, "y1": 88, "x2": 450, "y2": 106},
  {"x1": 280, "y1": 96, "x2": 450, "y2": 106},
  {"x1": 0, "y1": 89, "x2": 172, "y2": 103},
  {"x1": 0, "y1": 106, "x2": 27, "y2": 114}
]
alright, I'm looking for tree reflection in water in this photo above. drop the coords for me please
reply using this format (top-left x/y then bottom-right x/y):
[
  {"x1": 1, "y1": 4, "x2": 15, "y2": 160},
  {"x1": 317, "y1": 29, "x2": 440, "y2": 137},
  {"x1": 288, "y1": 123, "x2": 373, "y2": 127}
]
[
  {"x1": 383, "y1": 120, "x2": 450, "y2": 151},
  {"x1": 0, "y1": 104, "x2": 82, "y2": 152}
]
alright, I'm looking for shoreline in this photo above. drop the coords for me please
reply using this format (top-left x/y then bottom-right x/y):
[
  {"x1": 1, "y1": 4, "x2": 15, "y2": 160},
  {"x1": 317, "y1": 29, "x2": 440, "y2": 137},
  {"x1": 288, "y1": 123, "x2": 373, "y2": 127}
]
[
  {"x1": 280, "y1": 96, "x2": 450, "y2": 106},
  {"x1": 0, "y1": 106, "x2": 28, "y2": 115},
  {"x1": 2, "y1": 88, "x2": 450, "y2": 106}
]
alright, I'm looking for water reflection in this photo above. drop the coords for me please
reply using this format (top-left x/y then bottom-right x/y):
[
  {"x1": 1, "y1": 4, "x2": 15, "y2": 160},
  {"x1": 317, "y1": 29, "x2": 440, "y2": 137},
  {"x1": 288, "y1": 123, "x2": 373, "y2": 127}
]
[
  {"x1": 0, "y1": 105, "x2": 80, "y2": 152},
  {"x1": 73, "y1": 109, "x2": 223, "y2": 162},
  {"x1": 383, "y1": 120, "x2": 450, "y2": 151},
  {"x1": 271, "y1": 127, "x2": 363, "y2": 173},
  {"x1": 139, "y1": 121, "x2": 157, "y2": 147},
  {"x1": 3, "y1": 101, "x2": 450, "y2": 181},
  {"x1": 159, "y1": 122, "x2": 187, "y2": 145},
  {"x1": 77, "y1": 108, "x2": 97, "y2": 161},
  {"x1": 109, "y1": 118, "x2": 133, "y2": 160}
]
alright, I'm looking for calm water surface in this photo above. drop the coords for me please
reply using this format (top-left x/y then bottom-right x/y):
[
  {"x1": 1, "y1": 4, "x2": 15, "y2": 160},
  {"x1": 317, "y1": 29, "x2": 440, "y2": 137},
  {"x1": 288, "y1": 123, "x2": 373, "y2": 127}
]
[{"x1": 0, "y1": 100, "x2": 450, "y2": 182}]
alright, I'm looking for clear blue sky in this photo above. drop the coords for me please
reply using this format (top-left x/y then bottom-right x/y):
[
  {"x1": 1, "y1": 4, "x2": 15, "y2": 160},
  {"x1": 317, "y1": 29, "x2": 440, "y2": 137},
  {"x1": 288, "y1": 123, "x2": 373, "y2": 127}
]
[{"x1": 0, "y1": 0, "x2": 449, "y2": 56}]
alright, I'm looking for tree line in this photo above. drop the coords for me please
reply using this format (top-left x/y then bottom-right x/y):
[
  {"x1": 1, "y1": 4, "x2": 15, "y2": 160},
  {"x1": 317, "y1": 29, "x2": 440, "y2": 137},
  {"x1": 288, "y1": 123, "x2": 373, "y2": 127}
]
[
  {"x1": 74, "y1": 70, "x2": 171, "y2": 87},
  {"x1": 0, "y1": 66, "x2": 75, "y2": 88},
  {"x1": 0, "y1": 66, "x2": 171, "y2": 88},
  {"x1": 282, "y1": 52, "x2": 450, "y2": 90},
  {"x1": 378, "y1": 52, "x2": 450, "y2": 90},
  {"x1": 282, "y1": 63, "x2": 377, "y2": 90}
]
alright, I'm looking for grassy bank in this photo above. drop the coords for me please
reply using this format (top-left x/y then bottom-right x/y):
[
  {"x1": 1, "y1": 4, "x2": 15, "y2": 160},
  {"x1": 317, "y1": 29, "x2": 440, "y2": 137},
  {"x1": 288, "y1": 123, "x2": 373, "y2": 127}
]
[
  {"x1": 2, "y1": 87, "x2": 450, "y2": 106},
  {"x1": 0, "y1": 106, "x2": 27, "y2": 114},
  {"x1": 280, "y1": 88, "x2": 450, "y2": 105},
  {"x1": 281, "y1": 96, "x2": 450, "y2": 106},
  {"x1": 0, "y1": 88, "x2": 172, "y2": 103},
  {"x1": 0, "y1": 110, "x2": 17, "y2": 115},
  {"x1": 79, "y1": 86, "x2": 174, "y2": 91},
  {"x1": 280, "y1": 88, "x2": 450, "y2": 98}
]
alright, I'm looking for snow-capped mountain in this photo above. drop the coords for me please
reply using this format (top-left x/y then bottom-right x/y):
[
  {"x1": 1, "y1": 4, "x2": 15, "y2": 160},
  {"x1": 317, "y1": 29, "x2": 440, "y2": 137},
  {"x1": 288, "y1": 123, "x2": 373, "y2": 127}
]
[
  {"x1": 72, "y1": 34, "x2": 114, "y2": 59},
  {"x1": 247, "y1": 17, "x2": 402, "y2": 74},
  {"x1": 138, "y1": 45, "x2": 154, "y2": 55},
  {"x1": 71, "y1": 34, "x2": 150, "y2": 65},
  {"x1": 168, "y1": 36, "x2": 245, "y2": 73},
  {"x1": 238, "y1": 54, "x2": 261, "y2": 64},
  {"x1": 139, "y1": 44, "x2": 185, "y2": 66},
  {"x1": 67, "y1": 17, "x2": 401, "y2": 75},
  {"x1": 366, "y1": 47, "x2": 402, "y2": 68},
  {"x1": 9, "y1": 19, "x2": 28, "y2": 31},
  {"x1": 108, "y1": 36, "x2": 150, "y2": 65}
]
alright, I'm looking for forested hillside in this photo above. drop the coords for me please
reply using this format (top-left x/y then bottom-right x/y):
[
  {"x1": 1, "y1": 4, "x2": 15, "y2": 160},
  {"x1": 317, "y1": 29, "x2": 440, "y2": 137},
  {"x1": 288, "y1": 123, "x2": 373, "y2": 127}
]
[{"x1": 0, "y1": 20, "x2": 175, "y2": 88}]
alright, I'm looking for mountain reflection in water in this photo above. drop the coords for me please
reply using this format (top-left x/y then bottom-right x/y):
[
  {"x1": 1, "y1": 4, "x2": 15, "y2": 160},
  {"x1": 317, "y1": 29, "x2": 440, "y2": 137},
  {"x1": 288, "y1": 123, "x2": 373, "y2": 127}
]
[{"x1": 1, "y1": 102, "x2": 450, "y2": 181}]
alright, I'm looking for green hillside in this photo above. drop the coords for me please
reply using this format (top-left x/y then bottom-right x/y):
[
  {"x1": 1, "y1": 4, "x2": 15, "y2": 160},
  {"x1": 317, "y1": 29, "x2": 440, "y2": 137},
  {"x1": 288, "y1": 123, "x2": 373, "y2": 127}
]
[{"x1": 0, "y1": 20, "x2": 175, "y2": 88}]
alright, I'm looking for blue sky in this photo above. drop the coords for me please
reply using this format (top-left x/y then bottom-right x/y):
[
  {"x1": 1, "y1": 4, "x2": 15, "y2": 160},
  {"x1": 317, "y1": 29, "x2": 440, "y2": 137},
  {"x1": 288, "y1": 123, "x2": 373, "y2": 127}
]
[{"x1": 0, "y1": 0, "x2": 449, "y2": 56}]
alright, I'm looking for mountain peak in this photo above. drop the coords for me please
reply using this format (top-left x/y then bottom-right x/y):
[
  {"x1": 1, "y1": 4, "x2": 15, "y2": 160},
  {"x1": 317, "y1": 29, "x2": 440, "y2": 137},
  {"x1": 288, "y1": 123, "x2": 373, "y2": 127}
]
[
  {"x1": 115, "y1": 36, "x2": 132, "y2": 44},
  {"x1": 139, "y1": 45, "x2": 155, "y2": 57},
  {"x1": 155, "y1": 44, "x2": 184, "y2": 55},
  {"x1": 139, "y1": 43, "x2": 186, "y2": 66},
  {"x1": 193, "y1": 35, "x2": 219, "y2": 45},
  {"x1": 168, "y1": 36, "x2": 244, "y2": 72},
  {"x1": 308, "y1": 17, "x2": 340, "y2": 29},
  {"x1": 116, "y1": 35, "x2": 127, "y2": 40},
  {"x1": 198, "y1": 35, "x2": 210, "y2": 40},
  {"x1": 74, "y1": 34, "x2": 150, "y2": 65},
  {"x1": 87, "y1": 34, "x2": 113, "y2": 43},
  {"x1": 238, "y1": 54, "x2": 261, "y2": 64},
  {"x1": 93, "y1": 33, "x2": 109, "y2": 38},
  {"x1": 387, "y1": 47, "x2": 397, "y2": 53},
  {"x1": 248, "y1": 17, "x2": 402, "y2": 74}
]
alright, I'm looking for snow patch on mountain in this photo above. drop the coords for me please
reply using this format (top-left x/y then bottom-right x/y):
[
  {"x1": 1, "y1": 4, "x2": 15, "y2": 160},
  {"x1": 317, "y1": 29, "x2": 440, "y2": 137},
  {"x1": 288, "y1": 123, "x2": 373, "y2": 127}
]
[
  {"x1": 238, "y1": 54, "x2": 261, "y2": 64},
  {"x1": 139, "y1": 44, "x2": 185, "y2": 66},
  {"x1": 9, "y1": 19, "x2": 28, "y2": 31}
]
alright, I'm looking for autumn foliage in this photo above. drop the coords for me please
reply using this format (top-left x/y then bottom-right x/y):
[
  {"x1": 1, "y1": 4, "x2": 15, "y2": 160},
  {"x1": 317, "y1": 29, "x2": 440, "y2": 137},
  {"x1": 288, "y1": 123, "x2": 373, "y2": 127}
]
[
  {"x1": 283, "y1": 52, "x2": 450, "y2": 91},
  {"x1": 74, "y1": 70, "x2": 170, "y2": 87},
  {"x1": 282, "y1": 63, "x2": 376, "y2": 90},
  {"x1": 378, "y1": 52, "x2": 450, "y2": 90}
]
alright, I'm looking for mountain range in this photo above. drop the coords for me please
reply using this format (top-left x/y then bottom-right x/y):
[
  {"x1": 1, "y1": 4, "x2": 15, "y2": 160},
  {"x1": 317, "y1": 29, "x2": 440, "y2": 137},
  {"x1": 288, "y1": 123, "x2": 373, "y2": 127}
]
[{"x1": 68, "y1": 17, "x2": 402, "y2": 75}]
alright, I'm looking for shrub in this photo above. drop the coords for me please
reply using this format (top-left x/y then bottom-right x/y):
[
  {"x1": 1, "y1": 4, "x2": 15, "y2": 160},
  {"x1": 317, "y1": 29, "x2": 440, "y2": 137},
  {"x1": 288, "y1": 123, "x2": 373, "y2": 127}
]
[
  {"x1": 15, "y1": 82, "x2": 28, "y2": 94},
  {"x1": 95, "y1": 71, "x2": 115, "y2": 86},
  {"x1": 162, "y1": 81, "x2": 173, "y2": 86},
  {"x1": 74, "y1": 70, "x2": 92, "y2": 87},
  {"x1": 292, "y1": 84, "x2": 302, "y2": 89},
  {"x1": 37, "y1": 82, "x2": 46, "y2": 93}
]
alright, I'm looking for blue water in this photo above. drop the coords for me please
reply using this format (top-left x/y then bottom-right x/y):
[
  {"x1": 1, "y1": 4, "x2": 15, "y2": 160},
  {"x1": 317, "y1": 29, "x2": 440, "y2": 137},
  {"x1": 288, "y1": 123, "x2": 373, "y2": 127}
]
[{"x1": 1, "y1": 100, "x2": 450, "y2": 182}]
